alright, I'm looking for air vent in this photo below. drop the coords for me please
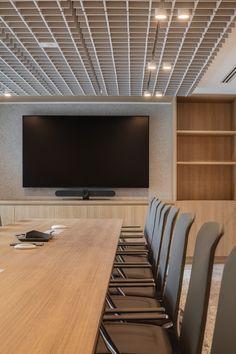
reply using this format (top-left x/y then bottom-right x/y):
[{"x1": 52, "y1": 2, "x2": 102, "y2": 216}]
[{"x1": 222, "y1": 65, "x2": 236, "y2": 83}]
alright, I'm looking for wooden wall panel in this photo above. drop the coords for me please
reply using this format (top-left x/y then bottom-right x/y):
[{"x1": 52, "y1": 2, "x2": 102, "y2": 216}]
[
  {"x1": 233, "y1": 100, "x2": 236, "y2": 199},
  {"x1": 176, "y1": 201, "x2": 236, "y2": 257},
  {"x1": 177, "y1": 100, "x2": 235, "y2": 201},
  {"x1": 177, "y1": 135, "x2": 233, "y2": 162},
  {"x1": 14, "y1": 205, "x2": 55, "y2": 221},
  {"x1": 1, "y1": 200, "x2": 236, "y2": 258},
  {"x1": 53, "y1": 205, "x2": 147, "y2": 226},
  {"x1": 177, "y1": 102, "x2": 232, "y2": 130},
  {"x1": 177, "y1": 165, "x2": 233, "y2": 200},
  {"x1": 0, "y1": 206, "x2": 15, "y2": 225},
  {"x1": 0, "y1": 200, "x2": 148, "y2": 230}
]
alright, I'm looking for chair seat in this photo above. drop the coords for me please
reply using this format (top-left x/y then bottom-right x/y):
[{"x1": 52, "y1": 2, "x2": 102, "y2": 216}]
[
  {"x1": 110, "y1": 295, "x2": 161, "y2": 309},
  {"x1": 113, "y1": 267, "x2": 153, "y2": 279},
  {"x1": 113, "y1": 255, "x2": 150, "y2": 278},
  {"x1": 109, "y1": 285, "x2": 156, "y2": 298},
  {"x1": 95, "y1": 323, "x2": 172, "y2": 354},
  {"x1": 120, "y1": 255, "x2": 149, "y2": 262}
]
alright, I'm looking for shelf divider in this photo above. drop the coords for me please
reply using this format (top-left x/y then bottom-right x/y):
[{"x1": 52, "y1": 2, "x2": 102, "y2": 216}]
[
  {"x1": 177, "y1": 130, "x2": 236, "y2": 136},
  {"x1": 177, "y1": 161, "x2": 236, "y2": 165}
]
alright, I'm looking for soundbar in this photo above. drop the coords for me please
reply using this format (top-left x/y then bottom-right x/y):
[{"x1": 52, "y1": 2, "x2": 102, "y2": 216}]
[{"x1": 55, "y1": 189, "x2": 116, "y2": 200}]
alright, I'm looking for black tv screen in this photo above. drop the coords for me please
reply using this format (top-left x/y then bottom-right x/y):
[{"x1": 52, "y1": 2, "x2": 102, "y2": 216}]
[{"x1": 23, "y1": 115, "x2": 149, "y2": 188}]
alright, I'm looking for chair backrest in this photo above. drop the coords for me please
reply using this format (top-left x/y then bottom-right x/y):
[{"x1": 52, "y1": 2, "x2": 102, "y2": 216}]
[
  {"x1": 210, "y1": 246, "x2": 236, "y2": 354},
  {"x1": 146, "y1": 199, "x2": 163, "y2": 246},
  {"x1": 162, "y1": 213, "x2": 194, "y2": 326},
  {"x1": 145, "y1": 198, "x2": 160, "y2": 244},
  {"x1": 156, "y1": 206, "x2": 179, "y2": 295},
  {"x1": 179, "y1": 222, "x2": 223, "y2": 354},
  {"x1": 143, "y1": 197, "x2": 156, "y2": 236},
  {"x1": 150, "y1": 204, "x2": 171, "y2": 268}
]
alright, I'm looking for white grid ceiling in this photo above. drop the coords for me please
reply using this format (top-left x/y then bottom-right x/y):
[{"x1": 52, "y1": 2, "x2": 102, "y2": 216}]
[{"x1": 0, "y1": 0, "x2": 235, "y2": 97}]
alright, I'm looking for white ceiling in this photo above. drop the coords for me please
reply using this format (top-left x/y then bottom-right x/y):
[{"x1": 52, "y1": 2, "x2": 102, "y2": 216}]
[
  {"x1": 0, "y1": 0, "x2": 236, "y2": 97},
  {"x1": 194, "y1": 24, "x2": 236, "y2": 95}
]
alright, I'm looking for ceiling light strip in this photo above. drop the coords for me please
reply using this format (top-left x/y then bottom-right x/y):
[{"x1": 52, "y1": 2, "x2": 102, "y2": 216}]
[
  {"x1": 0, "y1": 68, "x2": 28, "y2": 95},
  {"x1": 175, "y1": 0, "x2": 223, "y2": 96},
  {"x1": 5, "y1": 1, "x2": 63, "y2": 95},
  {"x1": 126, "y1": 0, "x2": 131, "y2": 96},
  {"x1": 141, "y1": 1, "x2": 152, "y2": 95},
  {"x1": 79, "y1": 0, "x2": 108, "y2": 95},
  {"x1": 57, "y1": 0, "x2": 97, "y2": 95},
  {"x1": 32, "y1": 0, "x2": 81, "y2": 96},
  {"x1": 163, "y1": 0, "x2": 200, "y2": 96},
  {"x1": 103, "y1": 0, "x2": 119, "y2": 95},
  {"x1": 146, "y1": 21, "x2": 159, "y2": 93},
  {"x1": 0, "y1": 55, "x2": 38, "y2": 95},
  {"x1": 151, "y1": 0, "x2": 176, "y2": 95},
  {"x1": 186, "y1": 11, "x2": 236, "y2": 96}
]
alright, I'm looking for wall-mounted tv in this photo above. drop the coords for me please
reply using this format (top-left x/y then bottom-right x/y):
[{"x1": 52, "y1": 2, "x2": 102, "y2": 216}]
[{"x1": 23, "y1": 115, "x2": 149, "y2": 188}]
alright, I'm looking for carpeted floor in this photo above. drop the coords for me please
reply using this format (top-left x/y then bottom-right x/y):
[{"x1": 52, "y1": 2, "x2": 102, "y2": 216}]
[{"x1": 180, "y1": 264, "x2": 224, "y2": 354}]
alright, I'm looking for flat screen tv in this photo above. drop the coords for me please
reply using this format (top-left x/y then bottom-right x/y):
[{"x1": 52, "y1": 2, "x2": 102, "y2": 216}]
[{"x1": 23, "y1": 115, "x2": 149, "y2": 188}]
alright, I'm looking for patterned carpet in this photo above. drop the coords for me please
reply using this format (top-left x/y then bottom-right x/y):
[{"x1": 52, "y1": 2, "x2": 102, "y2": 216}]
[{"x1": 180, "y1": 264, "x2": 224, "y2": 354}]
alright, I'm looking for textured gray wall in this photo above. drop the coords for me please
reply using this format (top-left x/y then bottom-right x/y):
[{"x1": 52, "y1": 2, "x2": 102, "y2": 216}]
[{"x1": 0, "y1": 102, "x2": 174, "y2": 200}]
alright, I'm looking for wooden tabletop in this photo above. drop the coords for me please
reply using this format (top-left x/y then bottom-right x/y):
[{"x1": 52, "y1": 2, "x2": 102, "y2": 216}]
[{"x1": 0, "y1": 218, "x2": 122, "y2": 354}]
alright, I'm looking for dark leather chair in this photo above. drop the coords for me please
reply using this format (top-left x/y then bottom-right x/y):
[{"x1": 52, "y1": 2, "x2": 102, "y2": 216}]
[
  {"x1": 210, "y1": 246, "x2": 236, "y2": 354},
  {"x1": 109, "y1": 212, "x2": 192, "y2": 302},
  {"x1": 115, "y1": 203, "x2": 171, "y2": 279},
  {"x1": 120, "y1": 197, "x2": 155, "y2": 232},
  {"x1": 96, "y1": 222, "x2": 223, "y2": 354}
]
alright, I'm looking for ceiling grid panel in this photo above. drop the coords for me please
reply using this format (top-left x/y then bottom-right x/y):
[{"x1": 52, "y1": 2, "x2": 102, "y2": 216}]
[
  {"x1": 129, "y1": 1, "x2": 148, "y2": 94},
  {"x1": 126, "y1": 0, "x2": 131, "y2": 95},
  {"x1": 11, "y1": 0, "x2": 78, "y2": 95},
  {"x1": 186, "y1": 8, "x2": 236, "y2": 95},
  {"x1": 102, "y1": 0, "x2": 119, "y2": 95},
  {"x1": 2, "y1": 1, "x2": 64, "y2": 95},
  {"x1": 79, "y1": 0, "x2": 108, "y2": 95},
  {"x1": 0, "y1": 66, "x2": 29, "y2": 95},
  {"x1": 140, "y1": 0, "x2": 153, "y2": 95},
  {"x1": 151, "y1": 0, "x2": 176, "y2": 95},
  {"x1": 0, "y1": 75, "x2": 20, "y2": 95},
  {"x1": 0, "y1": 25, "x2": 51, "y2": 94},
  {"x1": 32, "y1": 0, "x2": 83, "y2": 95},
  {"x1": 56, "y1": 0, "x2": 100, "y2": 95},
  {"x1": 0, "y1": 0, "x2": 235, "y2": 97},
  {"x1": 0, "y1": 57, "x2": 39, "y2": 95},
  {"x1": 175, "y1": 0, "x2": 224, "y2": 95},
  {"x1": 163, "y1": 0, "x2": 200, "y2": 96},
  {"x1": 0, "y1": 42, "x2": 41, "y2": 95}
]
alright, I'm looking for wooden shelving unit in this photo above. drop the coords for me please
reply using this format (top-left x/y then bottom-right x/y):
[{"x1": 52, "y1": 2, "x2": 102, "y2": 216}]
[
  {"x1": 176, "y1": 98, "x2": 236, "y2": 201},
  {"x1": 176, "y1": 97, "x2": 236, "y2": 257}
]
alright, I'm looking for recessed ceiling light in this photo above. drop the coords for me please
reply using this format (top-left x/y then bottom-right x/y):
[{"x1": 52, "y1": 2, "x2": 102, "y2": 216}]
[
  {"x1": 144, "y1": 90, "x2": 151, "y2": 97},
  {"x1": 155, "y1": 91, "x2": 163, "y2": 97},
  {"x1": 178, "y1": 9, "x2": 190, "y2": 20},
  {"x1": 155, "y1": 8, "x2": 168, "y2": 20},
  {"x1": 39, "y1": 42, "x2": 58, "y2": 48},
  {"x1": 4, "y1": 91, "x2": 11, "y2": 97},
  {"x1": 147, "y1": 61, "x2": 157, "y2": 70},
  {"x1": 162, "y1": 62, "x2": 172, "y2": 71}
]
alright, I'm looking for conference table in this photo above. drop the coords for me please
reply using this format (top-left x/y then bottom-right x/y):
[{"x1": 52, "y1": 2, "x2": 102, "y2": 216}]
[{"x1": 0, "y1": 218, "x2": 122, "y2": 354}]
